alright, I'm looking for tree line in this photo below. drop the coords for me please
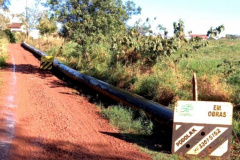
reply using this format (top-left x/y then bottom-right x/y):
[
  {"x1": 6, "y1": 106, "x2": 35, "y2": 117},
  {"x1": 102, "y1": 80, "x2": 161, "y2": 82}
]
[{"x1": 0, "y1": 0, "x2": 225, "y2": 47}]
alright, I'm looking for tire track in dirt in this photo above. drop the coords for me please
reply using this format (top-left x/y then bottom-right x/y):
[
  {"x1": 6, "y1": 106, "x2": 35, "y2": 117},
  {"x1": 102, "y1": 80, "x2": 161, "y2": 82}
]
[{"x1": 0, "y1": 44, "x2": 151, "y2": 160}]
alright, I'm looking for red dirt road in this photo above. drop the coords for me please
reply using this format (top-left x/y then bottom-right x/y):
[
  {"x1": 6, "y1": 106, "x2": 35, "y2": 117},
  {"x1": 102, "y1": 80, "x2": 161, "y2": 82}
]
[{"x1": 0, "y1": 44, "x2": 151, "y2": 159}]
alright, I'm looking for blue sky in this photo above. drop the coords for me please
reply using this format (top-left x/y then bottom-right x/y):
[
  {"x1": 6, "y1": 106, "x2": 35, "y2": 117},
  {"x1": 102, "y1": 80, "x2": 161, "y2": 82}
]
[
  {"x1": 9, "y1": 0, "x2": 240, "y2": 36},
  {"x1": 126, "y1": 0, "x2": 240, "y2": 36}
]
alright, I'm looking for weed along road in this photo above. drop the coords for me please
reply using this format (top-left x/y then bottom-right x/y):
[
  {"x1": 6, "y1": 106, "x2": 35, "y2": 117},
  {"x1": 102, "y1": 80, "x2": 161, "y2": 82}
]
[{"x1": 0, "y1": 44, "x2": 151, "y2": 160}]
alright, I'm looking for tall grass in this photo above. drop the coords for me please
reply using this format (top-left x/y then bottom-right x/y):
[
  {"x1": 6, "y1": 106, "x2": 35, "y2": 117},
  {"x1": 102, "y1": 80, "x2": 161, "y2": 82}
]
[
  {"x1": 26, "y1": 35, "x2": 64, "y2": 52},
  {"x1": 0, "y1": 35, "x2": 8, "y2": 68},
  {"x1": 0, "y1": 33, "x2": 9, "y2": 85},
  {"x1": 100, "y1": 105, "x2": 153, "y2": 135}
]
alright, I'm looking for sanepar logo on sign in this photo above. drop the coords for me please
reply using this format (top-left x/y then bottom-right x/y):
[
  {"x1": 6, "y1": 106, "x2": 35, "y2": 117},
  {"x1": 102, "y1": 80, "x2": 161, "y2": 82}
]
[{"x1": 172, "y1": 101, "x2": 233, "y2": 159}]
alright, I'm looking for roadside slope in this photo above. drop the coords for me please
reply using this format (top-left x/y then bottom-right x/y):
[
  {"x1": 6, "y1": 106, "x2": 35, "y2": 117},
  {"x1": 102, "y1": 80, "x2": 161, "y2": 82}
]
[{"x1": 0, "y1": 44, "x2": 151, "y2": 160}]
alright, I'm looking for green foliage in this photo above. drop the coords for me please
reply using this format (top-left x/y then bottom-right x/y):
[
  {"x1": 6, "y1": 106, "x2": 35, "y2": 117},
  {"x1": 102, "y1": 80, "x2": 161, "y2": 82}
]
[
  {"x1": 60, "y1": 41, "x2": 78, "y2": 57},
  {"x1": 233, "y1": 119, "x2": 240, "y2": 138},
  {"x1": 232, "y1": 107, "x2": 240, "y2": 158},
  {"x1": 207, "y1": 25, "x2": 225, "y2": 38},
  {"x1": 3, "y1": 29, "x2": 16, "y2": 43},
  {"x1": 107, "y1": 64, "x2": 136, "y2": 88},
  {"x1": 37, "y1": 14, "x2": 57, "y2": 36},
  {"x1": 0, "y1": 31, "x2": 8, "y2": 68},
  {"x1": 47, "y1": 46, "x2": 61, "y2": 57},
  {"x1": 110, "y1": 19, "x2": 207, "y2": 67},
  {"x1": 188, "y1": 36, "x2": 208, "y2": 52},
  {"x1": 100, "y1": 105, "x2": 153, "y2": 135},
  {"x1": 0, "y1": 30, "x2": 9, "y2": 40},
  {"x1": 43, "y1": 0, "x2": 238, "y2": 107},
  {"x1": 0, "y1": 54, "x2": 6, "y2": 67},
  {"x1": 15, "y1": 32, "x2": 26, "y2": 43},
  {"x1": 16, "y1": 1, "x2": 47, "y2": 38},
  {"x1": 217, "y1": 59, "x2": 240, "y2": 78},
  {"x1": 173, "y1": 19, "x2": 185, "y2": 40},
  {"x1": 133, "y1": 75, "x2": 160, "y2": 99},
  {"x1": 48, "y1": 0, "x2": 141, "y2": 47},
  {"x1": 112, "y1": 28, "x2": 181, "y2": 66}
]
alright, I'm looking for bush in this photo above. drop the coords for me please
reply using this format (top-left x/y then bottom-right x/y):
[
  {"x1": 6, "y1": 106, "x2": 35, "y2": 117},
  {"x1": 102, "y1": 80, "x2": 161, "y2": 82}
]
[
  {"x1": 100, "y1": 105, "x2": 153, "y2": 135},
  {"x1": 0, "y1": 30, "x2": 9, "y2": 40},
  {"x1": 233, "y1": 119, "x2": 240, "y2": 138},
  {"x1": 0, "y1": 32, "x2": 8, "y2": 68},
  {"x1": 4, "y1": 29, "x2": 16, "y2": 43},
  {"x1": 108, "y1": 64, "x2": 136, "y2": 89},
  {"x1": 133, "y1": 75, "x2": 160, "y2": 99},
  {"x1": 47, "y1": 46, "x2": 62, "y2": 57},
  {"x1": 61, "y1": 41, "x2": 79, "y2": 58},
  {"x1": 15, "y1": 32, "x2": 26, "y2": 43}
]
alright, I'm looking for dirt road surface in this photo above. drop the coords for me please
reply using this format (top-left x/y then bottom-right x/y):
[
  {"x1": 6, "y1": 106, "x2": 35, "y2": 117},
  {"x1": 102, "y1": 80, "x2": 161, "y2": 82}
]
[{"x1": 0, "y1": 44, "x2": 151, "y2": 160}]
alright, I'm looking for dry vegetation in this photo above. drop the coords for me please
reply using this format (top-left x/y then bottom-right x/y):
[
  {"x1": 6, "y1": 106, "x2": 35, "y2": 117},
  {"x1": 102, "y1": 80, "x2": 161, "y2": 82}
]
[{"x1": 25, "y1": 36, "x2": 240, "y2": 159}]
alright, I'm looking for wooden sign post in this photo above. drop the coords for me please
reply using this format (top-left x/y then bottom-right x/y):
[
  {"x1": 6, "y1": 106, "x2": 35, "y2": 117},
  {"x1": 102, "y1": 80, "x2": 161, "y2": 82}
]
[
  {"x1": 172, "y1": 101, "x2": 233, "y2": 158},
  {"x1": 192, "y1": 73, "x2": 198, "y2": 101}
]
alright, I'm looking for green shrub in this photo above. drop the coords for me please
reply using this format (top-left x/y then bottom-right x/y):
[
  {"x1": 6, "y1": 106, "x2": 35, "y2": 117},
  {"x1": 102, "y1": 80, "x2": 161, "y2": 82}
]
[
  {"x1": 15, "y1": 32, "x2": 26, "y2": 43},
  {"x1": 47, "y1": 46, "x2": 62, "y2": 57},
  {"x1": 100, "y1": 105, "x2": 153, "y2": 135},
  {"x1": 233, "y1": 119, "x2": 240, "y2": 138},
  {"x1": 0, "y1": 55, "x2": 7, "y2": 68},
  {"x1": 229, "y1": 71, "x2": 240, "y2": 85},
  {"x1": 0, "y1": 31, "x2": 9, "y2": 68},
  {"x1": 107, "y1": 64, "x2": 136, "y2": 89},
  {"x1": 133, "y1": 75, "x2": 160, "y2": 99},
  {"x1": 233, "y1": 108, "x2": 240, "y2": 138},
  {"x1": 0, "y1": 30, "x2": 9, "y2": 40},
  {"x1": 4, "y1": 29, "x2": 16, "y2": 43},
  {"x1": 61, "y1": 41, "x2": 79, "y2": 58}
]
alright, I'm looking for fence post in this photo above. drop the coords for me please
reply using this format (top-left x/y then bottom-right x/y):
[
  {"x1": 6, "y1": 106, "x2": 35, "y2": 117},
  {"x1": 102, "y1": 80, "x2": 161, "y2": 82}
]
[{"x1": 192, "y1": 73, "x2": 198, "y2": 101}]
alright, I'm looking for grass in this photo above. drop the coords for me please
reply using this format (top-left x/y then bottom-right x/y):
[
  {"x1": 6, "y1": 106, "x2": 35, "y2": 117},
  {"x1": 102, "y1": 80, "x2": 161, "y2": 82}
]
[
  {"x1": 0, "y1": 38, "x2": 8, "y2": 69},
  {"x1": 25, "y1": 35, "x2": 64, "y2": 53},
  {"x1": 100, "y1": 105, "x2": 153, "y2": 135},
  {"x1": 0, "y1": 37, "x2": 8, "y2": 87},
  {"x1": 90, "y1": 40, "x2": 240, "y2": 159}
]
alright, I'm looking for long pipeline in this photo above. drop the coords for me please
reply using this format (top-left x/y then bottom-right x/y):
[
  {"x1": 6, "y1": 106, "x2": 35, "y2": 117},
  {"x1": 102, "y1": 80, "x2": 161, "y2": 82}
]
[{"x1": 22, "y1": 42, "x2": 173, "y2": 127}]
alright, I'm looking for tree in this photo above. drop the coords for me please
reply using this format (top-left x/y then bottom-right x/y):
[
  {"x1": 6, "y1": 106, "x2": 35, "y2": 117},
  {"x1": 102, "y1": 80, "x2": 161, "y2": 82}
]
[
  {"x1": 207, "y1": 25, "x2": 225, "y2": 38},
  {"x1": 130, "y1": 18, "x2": 159, "y2": 36},
  {"x1": 37, "y1": 14, "x2": 57, "y2": 36},
  {"x1": 173, "y1": 19, "x2": 185, "y2": 40},
  {"x1": 0, "y1": 13, "x2": 10, "y2": 30},
  {"x1": 48, "y1": 0, "x2": 141, "y2": 46},
  {"x1": 17, "y1": 1, "x2": 46, "y2": 39},
  {"x1": 27, "y1": 2, "x2": 46, "y2": 32}
]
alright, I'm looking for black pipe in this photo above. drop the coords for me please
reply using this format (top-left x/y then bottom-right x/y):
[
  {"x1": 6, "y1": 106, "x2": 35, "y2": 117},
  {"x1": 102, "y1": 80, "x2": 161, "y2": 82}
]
[{"x1": 22, "y1": 42, "x2": 173, "y2": 127}]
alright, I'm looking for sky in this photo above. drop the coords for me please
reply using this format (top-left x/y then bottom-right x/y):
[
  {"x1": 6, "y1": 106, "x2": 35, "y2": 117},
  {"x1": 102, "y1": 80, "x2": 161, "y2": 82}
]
[
  {"x1": 8, "y1": 0, "x2": 240, "y2": 36},
  {"x1": 8, "y1": 0, "x2": 46, "y2": 22},
  {"x1": 126, "y1": 0, "x2": 240, "y2": 36},
  {"x1": 9, "y1": 0, "x2": 42, "y2": 14}
]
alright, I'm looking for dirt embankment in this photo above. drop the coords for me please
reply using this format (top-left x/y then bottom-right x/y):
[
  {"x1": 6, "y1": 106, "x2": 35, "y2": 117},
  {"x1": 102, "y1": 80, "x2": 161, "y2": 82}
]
[{"x1": 0, "y1": 44, "x2": 151, "y2": 160}]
